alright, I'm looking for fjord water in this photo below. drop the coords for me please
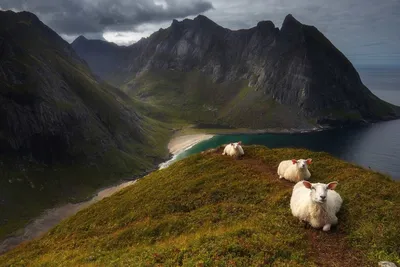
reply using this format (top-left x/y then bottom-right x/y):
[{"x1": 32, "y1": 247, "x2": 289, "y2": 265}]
[{"x1": 178, "y1": 67, "x2": 400, "y2": 180}]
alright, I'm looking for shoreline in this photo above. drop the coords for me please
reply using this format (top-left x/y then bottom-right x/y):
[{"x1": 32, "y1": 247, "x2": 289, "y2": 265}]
[
  {"x1": 158, "y1": 134, "x2": 215, "y2": 169},
  {"x1": 0, "y1": 123, "x2": 387, "y2": 254},
  {"x1": 0, "y1": 134, "x2": 215, "y2": 254},
  {"x1": 167, "y1": 134, "x2": 215, "y2": 155},
  {"x1": 0, "y1": 180, "x2": 137, "y2": 255},
  {"x1": 175, "y1": 125, "x2": 334, "y2": 136}
]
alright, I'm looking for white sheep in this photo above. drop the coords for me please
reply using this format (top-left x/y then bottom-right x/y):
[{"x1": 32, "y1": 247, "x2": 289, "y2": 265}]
[
  {"x1": 290, "y1": 180, "x2": 343, "y2": 231},
  {"x1": 277, "y1": 158, "x2": 312, "y2": 182},
  {"x1": 222, "y1": 141, "x2": 244, "y2": 158}
]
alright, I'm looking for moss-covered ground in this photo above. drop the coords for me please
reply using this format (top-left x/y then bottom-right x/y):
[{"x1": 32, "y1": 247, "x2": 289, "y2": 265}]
[{"x1": 2, "y1": 146, "x2": 399, "y2": 266}]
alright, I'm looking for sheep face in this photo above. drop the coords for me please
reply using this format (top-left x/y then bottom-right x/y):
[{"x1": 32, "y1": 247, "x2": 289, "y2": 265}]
[
  {"x1": 303, "y1": 181, "x2": 338, "y2": 204},
  {"x1": 231, "y1": 141, "x2": 242, "y2": 149},
  {"x1": 292, "y1": 158, "x2": 312, "y2": 170}
]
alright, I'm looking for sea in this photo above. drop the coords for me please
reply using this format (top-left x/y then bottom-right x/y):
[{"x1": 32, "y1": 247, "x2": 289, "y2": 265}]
[{"x1": 172, "y1": 66, "x2": 400, "y2": 180}]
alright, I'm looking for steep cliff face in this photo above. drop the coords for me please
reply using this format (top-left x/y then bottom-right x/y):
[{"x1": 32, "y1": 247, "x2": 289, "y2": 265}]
[
  {"x1": 73, "y1": 14, "x2": 399, "y2": 128},
  {"x1": 0, "y1": 10, "x2": 168, "y2": 238}
]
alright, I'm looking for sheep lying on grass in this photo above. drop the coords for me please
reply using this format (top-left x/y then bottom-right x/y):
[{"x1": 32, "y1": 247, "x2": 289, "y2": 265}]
[
  {"x1": 222, "y1": 141, "x2": 244, "y2": 158},
  {"x1": 290, "y1": 180, "x2": 343, "y2": 231},
  {"x1": 277, "y1": 158, "x2": 312, "y2": 182}
]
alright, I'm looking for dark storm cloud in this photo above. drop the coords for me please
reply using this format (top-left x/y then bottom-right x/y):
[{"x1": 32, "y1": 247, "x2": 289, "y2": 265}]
[
  {"x1": 0, "y1": 0, "x2": 214, "y2": 35},
  {"x1": 1, "y1": 0, "x2": 399, "y2": 65},
  {"x1": 205, "y1": 0, "x2": 400, "y2": 65}
]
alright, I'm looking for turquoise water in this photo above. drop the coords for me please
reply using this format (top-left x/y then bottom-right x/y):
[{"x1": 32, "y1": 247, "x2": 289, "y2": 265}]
[
  {"x1": 169, "y1": 67, "x2": 400, "y2": 180},
  {"x1": 175, "y1": 121, "x2": 400, "y2": 179}
]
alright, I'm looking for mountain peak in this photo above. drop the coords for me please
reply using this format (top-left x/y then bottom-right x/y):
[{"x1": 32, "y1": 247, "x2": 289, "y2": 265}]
[
  {"x1": 281, "y1": 14, "x2": 302, "y2": 31},
  {"x1": 170, "y1": 15, "x2": 223, "y2": 33},
  {"x1": 72, "y1": 12, "x2": 400, "y2": 127},
  {"x1": 256, "y1": 20, "x2": 276, "y2": 33},
  {"x1": 72, "y1": 35, "x2": 88, "y2": 44},
  {"x1": 193, "y1": 14, "x2": 212, "y2": 22},
  {"x1": 193, "y1": 14, "x2": 220, "y2": 27}
]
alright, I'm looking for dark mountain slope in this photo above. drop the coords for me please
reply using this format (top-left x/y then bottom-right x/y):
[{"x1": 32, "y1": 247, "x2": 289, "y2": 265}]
[
  {"x1": 0, "y1": 10, "x2": 169, "y2": 238},
  {"x1": 73, "y1": 14, "x2": 399, "y2": 129},
  {"x1": 71, "y1": 36, "x2": 129, "y2": 85}
]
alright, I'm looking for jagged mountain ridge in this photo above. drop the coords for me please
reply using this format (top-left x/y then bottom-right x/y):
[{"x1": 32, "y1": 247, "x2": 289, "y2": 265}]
[{"x1": 72, "y1": 14, "x2": 399, "y2": 128}]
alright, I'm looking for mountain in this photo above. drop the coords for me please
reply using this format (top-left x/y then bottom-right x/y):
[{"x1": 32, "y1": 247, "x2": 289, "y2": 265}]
[
  {"x1": 72, "y1": 14, "x2": 400, "y2": 129},
  {"x1": 0, "y1": 10, "x2": 169, "y2": 238},
  {"x1": 1, "y1": 146, "x2": 399, "y2": 265},
  {"x1": 71, "y1": 36, "x2": 129, "y2": 85}
]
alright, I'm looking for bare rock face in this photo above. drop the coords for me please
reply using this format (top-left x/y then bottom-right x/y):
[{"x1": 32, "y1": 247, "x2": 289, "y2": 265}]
[
  {"x1": 379, "y1": 261, "x2": 398, "y2": 267},
  {"x1": 73, "y1": 14, "x2": 399, "y2": 128}
]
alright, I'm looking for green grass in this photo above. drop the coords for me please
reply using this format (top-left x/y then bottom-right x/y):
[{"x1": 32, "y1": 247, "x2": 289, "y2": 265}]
[
  {"x1": 0, "y1": 114, "x2": 172, "y2": 240},
  {"x1": 0, "y1": 11, "x2": 174, "y2": 240},
  {"x1": 122, "y1": 70, "x2": 310, "y2": 129},
  {"x1": 1, "y1": 146, "x2": 399, "y2": 266}
]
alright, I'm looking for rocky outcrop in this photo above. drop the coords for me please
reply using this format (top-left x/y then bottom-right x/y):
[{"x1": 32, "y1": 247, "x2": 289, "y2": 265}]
[{"x1": 73, "y1": 14, "x2": 400, "y2": 128}]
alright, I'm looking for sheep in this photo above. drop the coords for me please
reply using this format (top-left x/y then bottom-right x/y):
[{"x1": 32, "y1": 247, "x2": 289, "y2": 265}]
[
  {"x1": 222, "y1": 141, "x2": 244, "y2": 158},
  {"x1": 277, "y1": 158, "x2": 312, "y2": 182},
  {"x1": 290, "y1": 180, "x2": 343, "y2": 231}
]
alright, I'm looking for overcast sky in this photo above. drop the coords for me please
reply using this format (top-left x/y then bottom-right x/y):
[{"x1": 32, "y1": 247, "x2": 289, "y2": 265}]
[{"x1": 1, "y1": 0, "x2": 399, "y2": 66}]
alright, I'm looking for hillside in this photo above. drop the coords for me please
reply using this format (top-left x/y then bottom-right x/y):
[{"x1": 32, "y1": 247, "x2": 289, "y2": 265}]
[
  {"x1": 72, "y1": 14, "x2": 400, "y2": 129},
  {"x1": 1, "y1": 146, "x2": 399, "y2": 266},
  {"x1": 0, "y1": 10, "x2": 170, "y2": 239}
]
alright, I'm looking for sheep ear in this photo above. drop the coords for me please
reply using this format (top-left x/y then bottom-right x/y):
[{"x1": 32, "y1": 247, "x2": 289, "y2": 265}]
[
  {"x1": 327, "y1": 182, "x2": 338, "y2": 190},
  {"x1": 238, "y1": 141, "x2": 242, "y2": 145},
  {"x1": 291, "y1": 159, "x2": 297, "y2": 164},
  {"x1": 303, "y1": 181, "x2": 312, "y2": 189},
  {"x1": 230, "y1": 143, "x2": 233, "y2": 146},
  {"x1": 306, "y1": 158, "x2": 312, "y2": 165}
]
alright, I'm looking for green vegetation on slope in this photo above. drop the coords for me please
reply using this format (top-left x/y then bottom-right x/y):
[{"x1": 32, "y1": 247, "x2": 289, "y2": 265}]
[
  {"x1": 122, "y1": 70, "x2": 311, "y2": 129},
  {"x1": 0, "y1": 10, "x2": 172, "y2": 239},
  {"x1": 2, "y1": 146, "x2": 399, "y2": 266}
]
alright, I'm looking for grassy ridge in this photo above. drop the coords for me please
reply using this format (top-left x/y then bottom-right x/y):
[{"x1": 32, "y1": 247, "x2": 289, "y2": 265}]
[{"x1": 1, "y1": 146, "x2": 399, "y2": 266}]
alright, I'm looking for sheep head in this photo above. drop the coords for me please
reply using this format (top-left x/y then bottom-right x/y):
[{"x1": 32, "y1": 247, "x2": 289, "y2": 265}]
[
  {"x1": 303, "y1": 181, "x2": 338, "y2": 204},
  {"x1": 291, "y1": 158, "x2": 312, "y2": 169},
  {"x1": 231, "y1": 141, "x2": 242, "y2": 149}
]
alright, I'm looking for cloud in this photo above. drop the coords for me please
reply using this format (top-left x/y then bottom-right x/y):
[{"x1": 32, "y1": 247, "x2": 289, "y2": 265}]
[
  {"x1": 1, "y1": 0, "x2": 399, "y2": 65},
  {"x1": 0, "y1": 0, "x2": 213, "y2": 35},
  {"x1": 202, "y1": 0, "x2": 400, "y2": 65}
]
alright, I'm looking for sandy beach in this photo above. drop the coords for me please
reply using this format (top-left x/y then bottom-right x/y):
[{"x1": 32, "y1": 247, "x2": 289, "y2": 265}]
[
  {"x1": 168, "y1": 134, "x2": 214, "y2": 155},
  {"x1": 0, "y1": 180, "x2": 136, "y2": 254},
  {"x1": 0, "y1": 134, "x2": 214, "y2": 254}
]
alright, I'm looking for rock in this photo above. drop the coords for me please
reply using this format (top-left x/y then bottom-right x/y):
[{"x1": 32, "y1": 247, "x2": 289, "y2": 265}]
[{"x1": 379, "y1": 261, "x2": 397, "y2": 267}]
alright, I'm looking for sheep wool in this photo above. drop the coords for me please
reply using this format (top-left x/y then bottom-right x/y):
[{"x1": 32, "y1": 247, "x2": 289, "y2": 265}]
[
  {"x1": 277, "y1": 158, "x2": 312, "y2": 182},
  {"x1": 222, "y1": 142, "x2": 244, "y2": 158},
  {"x1": 290, "y1": 181, "x2": 343, "y2": 231}
]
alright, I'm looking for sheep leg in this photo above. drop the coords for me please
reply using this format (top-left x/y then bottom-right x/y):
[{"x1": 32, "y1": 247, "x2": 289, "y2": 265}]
[
  {"x1": 278, "y1": 175, "x2": 283, "y2": 179},
  {"x1": 300, "y1": 220, "x2": 310, "y2": 229},
  {"x1": 322, "y1": 224, "x2": 331, "y2": 232}
]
